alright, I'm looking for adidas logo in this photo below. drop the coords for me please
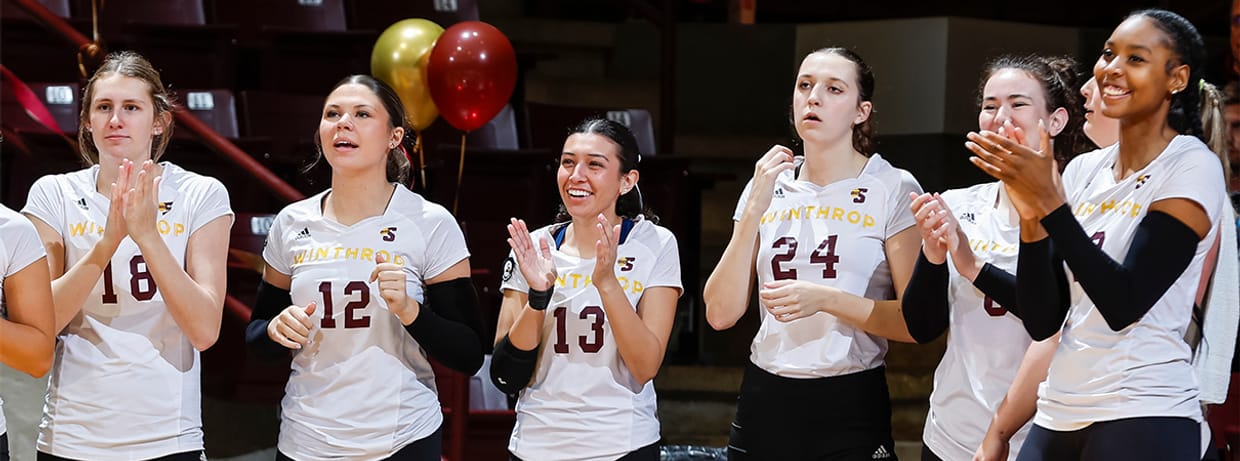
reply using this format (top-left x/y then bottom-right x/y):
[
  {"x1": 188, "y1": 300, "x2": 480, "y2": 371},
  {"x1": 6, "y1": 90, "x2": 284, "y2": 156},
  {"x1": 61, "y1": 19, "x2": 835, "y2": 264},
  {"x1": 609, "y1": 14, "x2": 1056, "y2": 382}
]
[
  {"x1": 76, "y1": 198, "x2": 88, "y2": 210},
  {"x1": 295, "y1": 227, "x2": 311, "y2": 239},
  {"x1": 872, "y1": 445, "x2": 892, "y2": 459},
  {"x1": 773, "y1": 188, "x2": 785, "y2": 198}
]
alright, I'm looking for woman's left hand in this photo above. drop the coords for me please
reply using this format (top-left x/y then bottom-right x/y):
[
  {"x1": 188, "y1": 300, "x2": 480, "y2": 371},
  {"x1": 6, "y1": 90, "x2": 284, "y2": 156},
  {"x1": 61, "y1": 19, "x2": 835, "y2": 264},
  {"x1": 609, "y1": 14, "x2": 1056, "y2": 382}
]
[
  {"x1": 758, "y1": 280, "x2": 836, "y2": 322},
  {"x1": 966, "y1": 120, "x2": 1066, "y2": 220},
  {"x1": 372, "y1": 253, "x2": 419, "y2": 325},
  {"x1": 591, "y1": 214, "x2": 622, "y2": 292},
  {"x1": 122, "y1": 160, "x2": 163, "y2": 246}
]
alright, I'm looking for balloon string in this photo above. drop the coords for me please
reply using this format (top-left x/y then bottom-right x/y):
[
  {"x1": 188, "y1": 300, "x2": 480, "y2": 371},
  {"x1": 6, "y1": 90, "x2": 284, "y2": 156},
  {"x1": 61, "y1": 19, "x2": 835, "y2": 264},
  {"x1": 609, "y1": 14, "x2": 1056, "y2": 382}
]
[
  {"x1": 453, "y1": 133, "x2": 466, "y2": 215},
  {"x1": 414, "y1": 130, "x2": 426, "y2": 191}
]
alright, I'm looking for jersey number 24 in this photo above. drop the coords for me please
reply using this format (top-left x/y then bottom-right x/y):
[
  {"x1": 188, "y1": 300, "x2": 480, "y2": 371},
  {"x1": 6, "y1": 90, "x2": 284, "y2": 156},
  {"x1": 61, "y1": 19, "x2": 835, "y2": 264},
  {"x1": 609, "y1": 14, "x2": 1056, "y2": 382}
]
[{"x1": 770, "y1": 235, "x2": 840, "y2": 280}]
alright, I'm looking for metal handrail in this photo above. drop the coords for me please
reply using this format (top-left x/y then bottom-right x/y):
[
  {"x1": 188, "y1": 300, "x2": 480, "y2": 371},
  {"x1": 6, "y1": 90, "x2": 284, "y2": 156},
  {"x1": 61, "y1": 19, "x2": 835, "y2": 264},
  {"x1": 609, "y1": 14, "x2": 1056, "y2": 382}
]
[{"x1": 8, "y1": 0, "x2": 308, "y2": 319}]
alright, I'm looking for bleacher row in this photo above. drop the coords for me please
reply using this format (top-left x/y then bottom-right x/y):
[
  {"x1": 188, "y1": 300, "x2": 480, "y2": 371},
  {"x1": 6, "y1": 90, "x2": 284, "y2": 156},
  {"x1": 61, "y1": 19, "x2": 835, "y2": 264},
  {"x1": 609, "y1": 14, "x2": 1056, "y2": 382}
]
[{"x1": 1, "y1": 82, "x2": 659, "y2": 209}]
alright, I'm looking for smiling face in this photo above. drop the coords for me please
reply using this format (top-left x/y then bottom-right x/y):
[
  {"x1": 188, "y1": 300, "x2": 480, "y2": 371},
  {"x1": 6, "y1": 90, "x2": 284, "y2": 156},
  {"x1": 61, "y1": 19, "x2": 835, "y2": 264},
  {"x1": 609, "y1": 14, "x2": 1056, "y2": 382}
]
[
  {"x1": 1080, "y1": 76, "x2": 1120, "y2": 147},
  {"x1": 791, "y1": 51, "x2": 871, "y2": 147},
  {"x1": 978, "y1": 68, "x2": 1060, "y2": 150},
  {"x1": 86, "y1": 74, "x2": 167, "y2": 165},
  {"x1": 557, "y1": 132, "x2": 636, "y2": 222},
  {"x1": 318, "y1": 83, "x2": 403, "y2": 179},
  {"x1": 1094, "y1": 15, "x2": 1189, "y2": 124}
]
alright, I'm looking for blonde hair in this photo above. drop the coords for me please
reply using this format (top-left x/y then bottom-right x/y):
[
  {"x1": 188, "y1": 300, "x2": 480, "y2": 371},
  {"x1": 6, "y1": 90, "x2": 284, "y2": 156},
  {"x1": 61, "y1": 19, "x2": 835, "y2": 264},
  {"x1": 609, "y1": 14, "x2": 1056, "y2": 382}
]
[{"x1": 1200, "y1": 80, "x2": 1230, "y2": 185}]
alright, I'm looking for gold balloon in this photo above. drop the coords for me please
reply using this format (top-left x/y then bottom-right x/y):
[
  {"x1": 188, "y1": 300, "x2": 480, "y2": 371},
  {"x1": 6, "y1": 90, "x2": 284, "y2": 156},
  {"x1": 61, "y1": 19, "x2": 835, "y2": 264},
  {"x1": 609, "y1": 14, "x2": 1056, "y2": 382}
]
[{"x1": 371, "y1": 19, "x2": 444, "y2": 131}]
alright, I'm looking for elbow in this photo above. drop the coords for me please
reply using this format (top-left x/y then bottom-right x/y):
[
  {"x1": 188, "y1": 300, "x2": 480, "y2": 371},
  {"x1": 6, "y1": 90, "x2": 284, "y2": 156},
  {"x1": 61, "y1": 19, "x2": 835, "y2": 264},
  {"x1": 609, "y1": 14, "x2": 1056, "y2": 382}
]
[
  {"x1": 632, "y1": 365, "x2": 659, "y2": 386},
  {"x1": 460, "y1": 350, "x2": 485, "y2": 376},
  {"x1": 25, "y1": 354, "x2": 53, "y2": 379},
  {"x1": 703, "y1": 299, "x2": 740, "y2": 331},
  {"x1": 190, "y1": 328, "x2": 221, "y2": 352},
  {"x1": 890, "y1": 328, "x2": 918, "y2": 344},
  {"x1": 1026, "y1": 322, "x2": 1058, "y2": 342},
  {"x1": 28, "y1": 359, "x2": 52, "y2": 378},
  {"x1": 705, "y1": 310, "x2": 737, "y2": 331},
  {"x1": 18, "y1": 341, "x2": 55, "y2": 378},
  {"x1": 1103, "y1": 314, "x2": 1138, "y2": 333},
  {"x1": 908, "y1": 328, "x2": 938, "y2": 345},
  {"x1": 1097, "y1": 298, "x2": 1143, "y2": 333}
]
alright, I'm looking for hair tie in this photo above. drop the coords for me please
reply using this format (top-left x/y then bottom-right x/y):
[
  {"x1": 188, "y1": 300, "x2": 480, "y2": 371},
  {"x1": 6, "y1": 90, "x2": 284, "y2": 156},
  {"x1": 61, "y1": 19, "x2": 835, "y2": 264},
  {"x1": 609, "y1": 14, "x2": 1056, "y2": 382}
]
[{"x1": 1198, "y1": 78, "x2": 1205, "y2": 92}]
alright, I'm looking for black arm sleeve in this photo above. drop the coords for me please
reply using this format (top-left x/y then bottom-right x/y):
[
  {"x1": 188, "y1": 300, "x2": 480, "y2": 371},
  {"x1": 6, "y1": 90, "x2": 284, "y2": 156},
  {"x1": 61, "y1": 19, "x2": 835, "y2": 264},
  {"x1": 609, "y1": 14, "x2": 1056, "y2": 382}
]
[
  {"x1": 1016, "y1": 237, "x2": 1072, "y2": 341},
  {"x1": 1040, "y1": 205, "x2": 1200, "y2": 332},
  {"x1": 973, "y1": 263, "x2": 1020, "y2": 319},
  {"x1": 245, "y1": 280, "x2": 293, "y2": 360},
  {"x1": 901, "y1": 250, "x2": 951, "y2": 344},
  {"x1": 490, "y1": 334, "x2": 539, "y2": 396},
  {"x1": 406, "y1": 277, "x2": 486, "y2": 375}
]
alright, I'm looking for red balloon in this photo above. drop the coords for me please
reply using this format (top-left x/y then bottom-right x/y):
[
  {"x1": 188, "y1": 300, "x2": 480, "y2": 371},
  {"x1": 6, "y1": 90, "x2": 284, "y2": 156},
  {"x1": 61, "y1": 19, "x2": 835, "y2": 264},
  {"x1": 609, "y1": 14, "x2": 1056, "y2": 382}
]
[{"x1": 427, "y1": 21, "x2": 517, "y2": 132}]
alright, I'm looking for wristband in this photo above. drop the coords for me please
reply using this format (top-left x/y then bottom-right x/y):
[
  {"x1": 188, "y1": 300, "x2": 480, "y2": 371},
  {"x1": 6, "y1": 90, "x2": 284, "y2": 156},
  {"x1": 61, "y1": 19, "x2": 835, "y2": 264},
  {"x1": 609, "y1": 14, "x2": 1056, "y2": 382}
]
[{"x1": 528, "y1": 286, "x2": 553, "y2": 311}]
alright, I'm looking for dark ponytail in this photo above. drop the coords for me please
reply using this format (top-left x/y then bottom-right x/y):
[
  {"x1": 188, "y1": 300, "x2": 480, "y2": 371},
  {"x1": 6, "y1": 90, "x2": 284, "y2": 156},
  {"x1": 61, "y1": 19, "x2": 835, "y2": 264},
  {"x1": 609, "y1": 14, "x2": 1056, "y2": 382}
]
[{"x1": 1129, "y1": 9, "x2": 1206, "y2": 141}]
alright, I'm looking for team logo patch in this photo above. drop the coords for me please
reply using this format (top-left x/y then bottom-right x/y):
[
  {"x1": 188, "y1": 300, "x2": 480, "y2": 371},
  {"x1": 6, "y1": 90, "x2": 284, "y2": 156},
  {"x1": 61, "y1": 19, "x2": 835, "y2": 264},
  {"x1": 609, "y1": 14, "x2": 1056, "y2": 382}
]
[
  {"x1": 850, "y1": 187, "x2": 868, "y2": 203},
  {"x1": 1135, "y1": 174, "x2": 1151, "y2": 189},
  {"x1": 502, "y1": 257, "x2": 515, "y2": 282},
  {"x1": 618, "y1": 256, "x2": 636, "y2": 271},
  {"x1": 295, "y1": 227, "x2": 312, "y2": 239},
  {"x1": 76, "y1": 197, "x2": 89, "y2": 210},
  {"x1": 380, "y1": 226, "x2": 397, "y2": 242},
  {"x1": 959, "y1": 212, "x2": 976, "y2": 224},
  {"x1": 158, "y1": 201, "x2": 174, "y2": 214}
]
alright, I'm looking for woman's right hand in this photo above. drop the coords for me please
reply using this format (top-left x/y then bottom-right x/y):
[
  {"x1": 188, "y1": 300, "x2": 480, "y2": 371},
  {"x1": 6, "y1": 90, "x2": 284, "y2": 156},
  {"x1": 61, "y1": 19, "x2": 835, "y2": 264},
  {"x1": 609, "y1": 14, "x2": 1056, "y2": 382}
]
[
  {"x1": 506, "y1": 218, "x2": 557, "y2": 292},
  {"x1": 743, "y1": 145, "x2": 796, "y2": 216},
  {"x1": 972, "y1": 432, "x2": 1010, "y2": 461},
  {"x1": 267, "y1": 301, "x2": 317, "y2": 349},
  {"x1": 909, "y1": 192, "x2": 958, "y2": 264},
  {"x1": 101, "y1": 160, "x2": 132, "y2": 250}
]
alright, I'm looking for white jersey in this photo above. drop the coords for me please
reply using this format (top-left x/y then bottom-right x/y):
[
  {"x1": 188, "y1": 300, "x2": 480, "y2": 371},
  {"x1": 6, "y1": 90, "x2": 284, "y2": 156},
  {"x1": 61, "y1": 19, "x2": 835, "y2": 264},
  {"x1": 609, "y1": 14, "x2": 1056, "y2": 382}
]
[
  {"x1": 501, "y1": 217, "x2": 682, "y2": 461},
  {"x1": 263, "y1": 186, "x2": 469, "y2": 461},
  {"x1": 733, "y1": 154, "x2": 921, "y2": 378},
  {"x1": 923, "y1": 182, "x2": 1032, "y2": 461},
  {"x1": 1036, "y1": 136, "x2": 1226, "y2": 431},
  {"x1": 22, "y1": 162, "x2": 232, "y2": 460},
  {"x1": 0, "y1": 204, "x2": 48, "y2": 437}
]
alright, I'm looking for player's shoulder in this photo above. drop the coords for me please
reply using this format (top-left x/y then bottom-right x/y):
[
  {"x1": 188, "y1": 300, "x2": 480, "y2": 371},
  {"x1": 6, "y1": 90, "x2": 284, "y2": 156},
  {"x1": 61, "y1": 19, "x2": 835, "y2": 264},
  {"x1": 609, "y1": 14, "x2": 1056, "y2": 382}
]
[
  {"x1": 272, "y1": 190, "x2": 329, "y2": 226},
  {"x1": 1161, "y1": 135, "x2": 1222, "y2": 171},
  {"x1": 626, "y1": 217, "x2": 677, "y2": 249},
  {"x1": 0, "y1": 205, "x2": 36, "y2": 234},
  {"x1": 159, "y1": 162, "x2": 225, "y2": 192},
  {"x1": 30, "y1": 166, "x2": 95, "y2": 195},
  {"x1": 939, "y1": 182, "x2": 997, "y2": 208},
  {"x1": 859, "y1": 154, "x2": 921, "y2": 191},
  {"x1": 389, "y1": 185, "x2": 455, "y2": 224}
]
